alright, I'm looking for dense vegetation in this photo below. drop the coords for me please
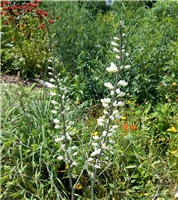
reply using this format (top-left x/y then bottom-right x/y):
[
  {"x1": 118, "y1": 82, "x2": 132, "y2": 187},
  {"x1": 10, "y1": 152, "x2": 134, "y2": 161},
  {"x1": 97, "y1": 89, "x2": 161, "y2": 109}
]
[{"x1": 1, "y1": 0, "x2": 178, "y2": 199}]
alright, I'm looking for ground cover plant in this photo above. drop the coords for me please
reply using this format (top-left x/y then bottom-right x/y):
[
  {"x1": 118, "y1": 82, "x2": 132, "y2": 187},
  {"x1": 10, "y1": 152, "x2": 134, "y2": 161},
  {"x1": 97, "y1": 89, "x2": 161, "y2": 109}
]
[{"x1": 1, "y1": 0, "x2": 178, "y2": 199}]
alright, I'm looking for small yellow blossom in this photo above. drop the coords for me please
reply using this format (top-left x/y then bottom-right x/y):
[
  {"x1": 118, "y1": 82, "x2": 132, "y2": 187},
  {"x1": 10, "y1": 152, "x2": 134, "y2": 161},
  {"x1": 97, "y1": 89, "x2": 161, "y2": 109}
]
[
  {"x1": 121, "y1": 116, "x2": 126, "y2": 121},
  {"x1": 92, "y1": 132, "x2": 98, "y2": 136},
  {"x1": 172, "y1": 82, "x2": 177, "y2": 87},
  {"x1": 65, "y1": 164, "x2": 68, "y2": 170},
  {"x1": 127, "y1": 100, "x2": 131, "y2": 104},
  {"x1": 167, "y1": 126, "x2": 177, "y2": 133},
  {"x1": 171, "y1": 150, "x2": 178, "y2": 155},
  {"x1": 76, "y1": 183, "x2": 82, "y2": 190}
]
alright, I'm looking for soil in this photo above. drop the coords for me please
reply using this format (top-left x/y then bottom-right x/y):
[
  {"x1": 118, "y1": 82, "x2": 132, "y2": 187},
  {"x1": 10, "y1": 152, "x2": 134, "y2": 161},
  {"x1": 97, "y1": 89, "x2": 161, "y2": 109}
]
[{"x1": 0, "y1": 74, "x2": 43, "y2": 87}]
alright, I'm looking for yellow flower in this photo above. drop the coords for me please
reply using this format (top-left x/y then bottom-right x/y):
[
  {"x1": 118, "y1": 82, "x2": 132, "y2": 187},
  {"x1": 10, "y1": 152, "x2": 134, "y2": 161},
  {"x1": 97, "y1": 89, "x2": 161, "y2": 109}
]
[
  {"x1": 121, "y1": 116, "x2": 126, "y2": 121},
  {"x1": 76, "y1": 183, "x2": 82, "y2": 190},
  {"x1": 65, "y1": 164, "x2": 68, "y2": 170},
  {"x1": 167, "y1": 126, "x2": 177, "y2": 133},
  {"x1": 172, "y1": 82, "x2": 177, "y2": 87},
  {"x1": 92, "y1": 132, "x2": 98, "y2": 136},
  {"x1": 171, "y1": 150, "x2": 178, "y2": 155}
]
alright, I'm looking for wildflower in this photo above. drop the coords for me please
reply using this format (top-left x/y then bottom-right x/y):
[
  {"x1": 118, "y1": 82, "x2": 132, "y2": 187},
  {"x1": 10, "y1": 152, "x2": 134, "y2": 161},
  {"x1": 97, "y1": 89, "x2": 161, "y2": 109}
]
[
  {"x1": 54, "y1": 125, "x2": 60, "y2": 129},
  {"x1": 131, "y1": 124, "x2": 137, "y2": 130},
  {"x1": 111, "y1": 41, "x2": 119, "y2": 47},
  {"x1": 175, "y1": 191, "x2": 178, "y2": 198},
  {"x1": 53, "y1": 118, "x2": 60, "y2": 124},
  {"x1": 97, "y1": 117, "x2": 105, "y2": 126},
  {"x1": 117, "y1": 101, "x2": 125, "y2": 107},
  {"x1": 172, "y1": 82, "x2": 177, "y2": 86},
  {"x1": 113, "y1": 36, "x2": 119, "y2": 40},
  {"x1": 121, "y1": 116, "x2": 126, "y2": 121},
  {"x1": 50, "y1": 78, "x2": 55, "y2": 83},
  {"x1": 57, "y1": 155, "x2": 63, "y2": 160},
  {"x1": 116, "y1": 55, "x2": 120, "y2": 59},
  {"x1": 92, "y1": 132, "x2": 98, "y2": 136},
  {"x1": 124, "y1": 65, "x2": 131, "y2": 69},
  {"x1": 167, "y1": 126, "x2": 177, "y2": 133},
  {"x1": 171, "y1": 150, "x2": 178, "y2": 155},
  {"x1": 52, "y1": 110, "x2": 57, "y2": 114},
  {"x1": 51, "y1": 100, "x2": 58, "y2": 105},
  {"x1": 93, "y1": 135, "x2": 100, "y2": 140},
  {"x1": 113, "y1": 47, "x2": 120, "y2": 53},
  {"x1": 118, "y1": 80, "x2": 128, "y2": 87},
  {"x1": 104, "y1": 82, "x2": 114, "y2": 90},
  {"x1": 76, "y1": 183, "x2": 82, "y2": 190},
  {"x1": 123, "y1": 123, "x2": 128, "y2": 131},
  {"x1": 106, "y1": 62, "x2": 118, "y2": 73},
  {"x1": 50, "y1": 92, "x2": 56, "y2": 96}
]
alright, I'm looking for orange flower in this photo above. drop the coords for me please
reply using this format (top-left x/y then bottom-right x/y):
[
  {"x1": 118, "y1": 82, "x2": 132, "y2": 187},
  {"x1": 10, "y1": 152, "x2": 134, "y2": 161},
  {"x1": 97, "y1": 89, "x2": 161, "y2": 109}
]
[
  {"x1": 123, "y1": 123, "x2": 128, "y2": 131},
  {"x1": 131, "y1": 124, "x2": 137, "y2": 131},
  {"x1": 76, "y1": 183, "x2": 82, "y2": 190}
]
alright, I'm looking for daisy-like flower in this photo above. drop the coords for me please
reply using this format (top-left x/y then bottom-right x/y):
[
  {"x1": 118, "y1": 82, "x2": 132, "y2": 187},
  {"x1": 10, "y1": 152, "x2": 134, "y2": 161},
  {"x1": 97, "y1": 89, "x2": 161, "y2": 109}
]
[
  {"x1": 104, "y1": 82, "x2": 114, "y2": 90},
  {"x1": 106, "y1": 62, "x2": 118, "y2": 73}
]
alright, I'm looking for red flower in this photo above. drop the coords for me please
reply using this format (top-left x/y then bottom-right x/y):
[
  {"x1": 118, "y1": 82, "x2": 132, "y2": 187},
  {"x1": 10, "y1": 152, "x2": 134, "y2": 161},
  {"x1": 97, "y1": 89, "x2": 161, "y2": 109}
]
[
  {"x1": 48, "y1": 19, "x2": 54, "y2": 24},
  {"x1": 123, "y1": 123, "x2": 128, "y2": 131},
  {"x1": 42, "y1": 11, "x2": 48, "y2": 16},
  {"x1": 31, "y1": 4, "x2": 38, "y2": 7},
  {"x1": 131, "y1": 124, "x2": 137, "y2": 131},
  {"x1": 39, "y1": 23, "x2": 45, "y2": 29},
  {"x1": 4, "y1": 21, "x2": 8, "y2": 25}
]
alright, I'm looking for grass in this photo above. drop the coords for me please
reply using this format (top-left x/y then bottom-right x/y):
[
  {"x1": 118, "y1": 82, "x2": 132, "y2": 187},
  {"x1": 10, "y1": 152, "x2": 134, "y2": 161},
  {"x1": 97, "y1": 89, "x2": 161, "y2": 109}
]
[{"x1": 1, "y1": 82, "x2": 178, "y2": 199}]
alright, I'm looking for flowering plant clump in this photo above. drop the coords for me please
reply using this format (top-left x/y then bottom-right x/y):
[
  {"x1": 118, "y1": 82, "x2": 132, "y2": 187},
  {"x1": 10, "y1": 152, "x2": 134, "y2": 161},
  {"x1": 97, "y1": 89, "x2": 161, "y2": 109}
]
[
  {"x1": 48, "y1": 20, "x2": 131, "y2": 199},
  {"x1": 1, "y1": 0, "x2": 58, "y2": 77}
]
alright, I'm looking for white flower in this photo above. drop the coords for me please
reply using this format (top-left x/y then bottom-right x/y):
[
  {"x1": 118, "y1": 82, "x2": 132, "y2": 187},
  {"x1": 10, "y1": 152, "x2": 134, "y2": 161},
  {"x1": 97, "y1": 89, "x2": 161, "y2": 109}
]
[
  {"x1": 104, "y1": 110, "x2": 109, "y2": 115},
  {"x1": 124, "y1": 65, "x2": 131, "y2": 69},
  {"x1": 113, "y1": 101, "x2": 118, "y2": 107},
  {"x1": 54, "y1": 125, "x2": 60, "y2": 129},
  {"x1": 101, "y1": 98, "x2": 111, "y2": 104},
  {"x1": 97, "y1": 117, "x2": 105, "y2": 126},
  {"x1": 53, "y1": 118, "x2": 60, "y2": 124},
  {"x1": 93, "y1": 135, "x2": 100, "y2": 140},
  {"x1": 52, "y1": 110, "x2": 57, "y2": 114},
  {"x1": 106, "y1": 62, "x2": 118, "y2": 73},
  {"x1": 51, "y1": 100, "x2": 58, "y2": 105},
  {"x1": 116, "y1": 88, "x2": 121, "y2": 94},
  {"x1": 113, "y1": 110, "x2": 118, "y2": 115},
  {"x1": 102, "y1": 131, "x2": 107, "y2": 137},
  {"x1": 48, "y1": 66, "x2": 53, "y2": 70},
  {"x1": 50, "y1": 92, "x2": 56, "y2": 96},
  {"x1": 57, "y1": 155, "x2": 63, "y2": 160},
  {"x1": 115, "y1": 114, "x2": 122, "y2": 119},
  {"x1": 92, "y1": 142, "x2": 98, "y2": 147},
  {"x1": 48, "y1": 72, "x2": 53, "y2": 75},
  {"x1": 113, "y1": 47, "x2": 120, "y2": 53},
  {"x1": 116, "y1": 55, "x2": 120, "y2": 59},
  {"x1": 50, "y1": 78, "x2": 55, "y2": 83},
  {"x1": 104, "y1": 82, "x2": 114, "y2": 90},
  {"x1": 69, "y1": 131, "x2": 75, "y2": 136},
  {"x1": 105, "y1": 0, "x2": 114, "y2": 6},
  {"x1": 55, "y1": 137, "x2": 61, "y2": 142},
  {"x1": 87, "y1": 158, "x2": 94, "y2": 162},
  {"x1": 118, "y1": 101, "x2": 125, "y2": 107},
  {"x1": 111, "y1": 41, "x2": 119, "y2": 47},
  {"x1": 125, "y1": 53, "x2": 129, "y2": 56},
  {"x1": 71, "y1": 161, "x2": 78, "y2": 166},
  {"x1": 111, "y1": 90, "x2": 114, "y2": 96},
  {"x1": 71, "y1": 146, "x2": 78, "y2": 150},
  {"x1": 73, "y1": 152, "x2": 78, "y2": 156},
  {"x1": 118, "y1": 80, "x2": 128, "y2": 87},
  {"x1": 117, "y1": 91, "x2": 125, "y2": 97},
  {"x1": 175, "y1": 191, "x2": 178, "y2": 198},
  {"x1": 113, "y1": 36, "x2": 119, "y2": 40}
]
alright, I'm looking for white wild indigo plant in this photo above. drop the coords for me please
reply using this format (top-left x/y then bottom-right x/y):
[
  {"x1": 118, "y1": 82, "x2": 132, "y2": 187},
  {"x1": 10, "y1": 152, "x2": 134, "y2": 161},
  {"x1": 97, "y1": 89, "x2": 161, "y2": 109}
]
[{"x1": 48, "y1": 21, "x2": 130, "y2": 200}]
